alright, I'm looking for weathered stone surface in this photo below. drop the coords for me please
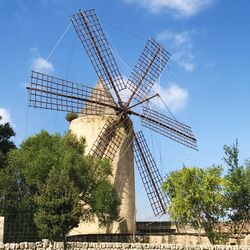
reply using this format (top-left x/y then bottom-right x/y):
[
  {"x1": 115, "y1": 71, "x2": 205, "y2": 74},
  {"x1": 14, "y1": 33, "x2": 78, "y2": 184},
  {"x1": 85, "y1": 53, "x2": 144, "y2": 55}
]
[
  {"x1": 0, "y1": 242, "x2": 250, "y2": 250},
  {"x1": 69, "y1": 114, "x2": 135, "y2": 235},
  {"x1": 0, "y1": 218, "x2": 4, "y2": 243}
]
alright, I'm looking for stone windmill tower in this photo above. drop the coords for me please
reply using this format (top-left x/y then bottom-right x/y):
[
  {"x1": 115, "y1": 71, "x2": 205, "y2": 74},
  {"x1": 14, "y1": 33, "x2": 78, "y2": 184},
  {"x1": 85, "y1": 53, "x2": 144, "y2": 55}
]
[{"x1": 27, "y1": 9, "x2": 197, "y2": 235}]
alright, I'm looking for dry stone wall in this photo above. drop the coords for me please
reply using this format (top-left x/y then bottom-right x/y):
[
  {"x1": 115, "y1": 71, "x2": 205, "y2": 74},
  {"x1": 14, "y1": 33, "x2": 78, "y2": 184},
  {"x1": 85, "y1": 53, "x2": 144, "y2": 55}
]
[{"x1": 0, "y1": 242, "x2": 250, "y2": 250}]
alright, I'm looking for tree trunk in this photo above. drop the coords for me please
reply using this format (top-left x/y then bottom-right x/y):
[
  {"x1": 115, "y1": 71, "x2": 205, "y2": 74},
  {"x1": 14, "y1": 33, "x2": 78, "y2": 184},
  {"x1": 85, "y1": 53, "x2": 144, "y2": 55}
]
[{"x1": 63, "y1": 232, "x2": 67, "y2": 250}]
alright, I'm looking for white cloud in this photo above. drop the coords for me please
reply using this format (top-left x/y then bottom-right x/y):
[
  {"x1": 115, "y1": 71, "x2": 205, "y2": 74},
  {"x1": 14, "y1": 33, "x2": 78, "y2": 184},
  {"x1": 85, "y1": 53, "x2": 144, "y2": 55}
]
[
  {"x1": 0, "y1": 108, "x2": 12, "y2": 125},
  {"x1": 203, "y1": 60, "x2": 216, "y2": 68},
  {"x1": 40, "y1": 0, "x2": 66, "y2": 5},
  {"x1": 157, "y1": 30, "x2": 196, "y2": 72},
  {"x1": 29, "y1": 47, "x2": 54, "y2": 73},
  {"x1": 152, "y1": 83, "x2": 188, "y2": 112},
  {"x1": 30, "y1": 47, "x2": 39, "y2": 54},
  {"x1": 124, "y1": 0, "x2": 215, "y2": 17},
  {"x1": 17, "y1": 0, "x2": 28, "y2": 12},
  {"x1": 31, "y1": 56, "x2": 54, "y2": 73},
  {"x1": 179, "y1": 62, "x2": 196, "y2": 72},
  {"x1": 14, "y1": 12, "x2": 23, "y2": 21},
  {"x1": 157, "y1": 30, "x2": 194, "y2": 47},
  {"x1": 119, "y1": 88, "x2": 132, "y2": 102},
  {"x1": 14, "y1": 0, "x2": 28, "y2": 20}
]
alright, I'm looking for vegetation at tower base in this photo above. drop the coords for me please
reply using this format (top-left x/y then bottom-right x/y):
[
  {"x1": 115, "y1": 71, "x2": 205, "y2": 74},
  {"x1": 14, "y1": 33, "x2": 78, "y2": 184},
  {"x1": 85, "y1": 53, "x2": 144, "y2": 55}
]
[
  {"x1": 90, "y1": 178, "x2": 120, "y2": 227},
  {"x1": 0, "y1": 152, "x2": 19, "y2": 215},
  {"x1": 0, "y1": 119, "x2": 37, "y2": 242},
  {"x1": 162, "y1": 166, "x2": 227, "y2": 244},
  {"x1": 65, "y1": 112, "x2": 78, "y2": 122},
  {"x1": 162, "y1": 140, "x2": 250, "y2": 244},
  {"x1": 34, "y1": 167, "x2": 82, "y2": 250},
  {"x1": 0, "y1": 115, "x2": 16, "y2": 168},
  {"x1": 223, "y1": 140, "x2": 250, "y2": 235},
  {"x1": 0, "y1": 130, "x2": 120, "y2": 243},
  {"x1": 1, "y1": 122, "x2": 249, "y2": 244}
]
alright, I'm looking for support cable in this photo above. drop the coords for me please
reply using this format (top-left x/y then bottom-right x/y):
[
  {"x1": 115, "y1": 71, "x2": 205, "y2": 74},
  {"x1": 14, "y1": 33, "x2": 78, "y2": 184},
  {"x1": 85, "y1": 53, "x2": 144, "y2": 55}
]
[
  {"x1": 103, "y1": 24, "x2": 132, "y2": 76},
  {"x1": 46, "y1": 22, "x2": 72, "y2": 61},
  {"x1": 24, "y1": 102, "x2": 29, "y2": 140},
  {"x1": 100, "y1": 19, "x2": 146, "y2": 42},
  {"x1": 87, "y1": 17, "x2": 133, "y2": 76},
  {"x1": 158, "y1": 94, "x2": 177, "y2": 121},
  {"x1": 65, "y1": 33, "x2": 77, "y2": 80},
  {"x1": 52, "y1": 27, "x2": 76, "y2": 132}
]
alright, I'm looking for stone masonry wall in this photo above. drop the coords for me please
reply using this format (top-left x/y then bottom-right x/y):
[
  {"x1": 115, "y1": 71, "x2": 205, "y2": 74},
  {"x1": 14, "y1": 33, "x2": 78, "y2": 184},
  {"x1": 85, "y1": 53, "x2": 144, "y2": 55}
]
[{"x1": 0, "y1": 242, "x2": 250, "y2": 250}]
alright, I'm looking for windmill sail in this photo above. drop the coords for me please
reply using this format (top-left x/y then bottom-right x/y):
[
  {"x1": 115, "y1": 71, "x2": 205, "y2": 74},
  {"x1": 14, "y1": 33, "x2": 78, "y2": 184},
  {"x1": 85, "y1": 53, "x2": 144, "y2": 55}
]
[
  {"x1": 125, "y1": 38, "x2": 170, "y2": 107},
  {"x1": 89, "y1": 117, "x2": 124, "y2": 161},
  {"x1": 71, "y1": 9, "x2": 125, "y2": 106},
  {"x1": 141, "y1": 106, "x2": 197, "y2": 150},
  {"x1": 27, "y1": 71, "x2": 117, "y2": 115},
  {"x1": 83, "y1": 80, "x2": 117, "y2": 116},
  {"x1": 133, "y1": 131, "x2": 169, "y2": 216}
]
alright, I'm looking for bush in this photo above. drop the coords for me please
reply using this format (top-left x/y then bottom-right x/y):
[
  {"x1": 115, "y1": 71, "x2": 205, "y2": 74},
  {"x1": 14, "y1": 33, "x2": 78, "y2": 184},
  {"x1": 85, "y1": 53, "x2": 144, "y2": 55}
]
[{"x1": 65, "y1": 112, "x2": 78, "y2": 122}]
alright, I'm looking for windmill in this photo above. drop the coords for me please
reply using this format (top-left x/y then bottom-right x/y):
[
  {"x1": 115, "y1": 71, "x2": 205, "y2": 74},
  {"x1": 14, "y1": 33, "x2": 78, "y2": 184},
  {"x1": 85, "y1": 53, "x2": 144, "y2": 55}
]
[{"x1": 26, "y1": 9, "x2": 197, "y2": 234}]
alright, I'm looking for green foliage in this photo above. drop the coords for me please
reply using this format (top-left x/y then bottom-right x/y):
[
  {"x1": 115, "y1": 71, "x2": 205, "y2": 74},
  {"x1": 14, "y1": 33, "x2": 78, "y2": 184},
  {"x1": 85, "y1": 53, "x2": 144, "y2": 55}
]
[
  {"x1": 65, "y1": 112, "x2": 78, "y2": 122},
  {"x1": 0, "y1": 149, "x2": 39, "y2": 242},
  {"x1": 163, "y1": 166, "x2": 227, "y2": 244},
  {"x1": 0, "y1": 165, "x2": 19, "y2": 215},
  {"x1": 0, "y1": 116, "x2": 16, "y2": 168},
  {"x1": 246, "y1": 162, "x2": 250, "y2": 193},
  {"x1": 0, "y1": 130, "x2": 120, "y2": 241},
  {"x1": 34, "y1": 167, "x2": 82, "y2": 240},
  {"x1": 163, "y1": 140, "x2": 250, "y2": 243},
  {"x1": 224, "y1": 140, "x2": 250, "y2": 233},
  {"x1": 0, "y1": 148, "x2": 30, "y2": 215},
  {"x1": 16, "y1": 130, "x2": 85, "y2": 193},
  {"x1": 223, "y1": 139, "x2": 239, "y2": 170},
  {"x1": 90, "y1": 179, "x2": 120, "y2": 226}
]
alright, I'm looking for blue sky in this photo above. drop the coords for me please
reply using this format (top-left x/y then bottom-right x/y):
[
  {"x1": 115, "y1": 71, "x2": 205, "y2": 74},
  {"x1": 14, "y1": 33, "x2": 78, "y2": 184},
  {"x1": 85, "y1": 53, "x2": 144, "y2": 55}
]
[{"x1": 0, "y1": 0, "x2": 250, "y2": 221}]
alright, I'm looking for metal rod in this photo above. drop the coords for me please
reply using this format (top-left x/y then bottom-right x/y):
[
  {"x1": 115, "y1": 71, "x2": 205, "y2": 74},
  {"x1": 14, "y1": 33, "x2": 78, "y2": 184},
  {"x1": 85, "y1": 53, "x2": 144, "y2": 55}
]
[
  {"x1": 127, "y1": 93, "x2": 159, "y2": 110},
  {"x1": 79, "y1": 11, "x2": 124, "y2": 108}
]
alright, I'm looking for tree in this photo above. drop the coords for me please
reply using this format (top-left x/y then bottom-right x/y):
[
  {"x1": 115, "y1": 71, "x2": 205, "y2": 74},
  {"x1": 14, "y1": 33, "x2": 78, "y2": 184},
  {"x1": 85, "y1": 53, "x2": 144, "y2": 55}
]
[
  {"x1": 0, "y1": 121, "x2": 24, "y2": 215},
  {"x1": 90, "y1": 179, "x2": 120, "y2": 228},
  {"x1": 223, "y1": 140, "x2": 250, "y2": 234},
  {"x1": 162, "y1": 166, "x2": 227, "y2": 244},
  {"x1": 0, "y1": 162, "x2": 20, "y2": 215},
  {"x1": 3, "y1": 130, "x2": 120, "y2": 242},
  {"x1": 34, "y1": 167, "x2": 81, "y2": 250},
  {"x1": 0, "y1": 115, "x2": 16, "y2": 168},
  {"x1": 246, "y1": 162, "x2": 250, "y2": 194},
  {"x1": 0, "y1": 147, "x2": 39, "y2": 241},
  {"x1": 16, "y1": 131, "x2": 65, "y2": 193}
]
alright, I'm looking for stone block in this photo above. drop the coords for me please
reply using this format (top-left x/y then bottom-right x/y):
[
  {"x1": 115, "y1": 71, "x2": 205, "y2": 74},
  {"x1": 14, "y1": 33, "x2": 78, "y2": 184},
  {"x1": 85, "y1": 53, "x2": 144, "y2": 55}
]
[
  {"x1": 28, "y1": 243, "x2": 36, "y2": 250},
  {"x1": 123, "y1": 243, "x2": 131, "y2": 249},
  {"x1": 105, "y1": 243, "x2": 112, "y2": 248},
  {"x1": 0, "y1": 217, "x2": 4, "y2": 243},
  {"x1": 9, "y1": 244, "x2": 15, "y2": 250},
  {"x1": 135, "y1": 243, "x2": 143, "y2": 249}
]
